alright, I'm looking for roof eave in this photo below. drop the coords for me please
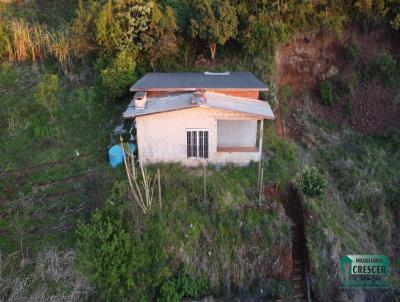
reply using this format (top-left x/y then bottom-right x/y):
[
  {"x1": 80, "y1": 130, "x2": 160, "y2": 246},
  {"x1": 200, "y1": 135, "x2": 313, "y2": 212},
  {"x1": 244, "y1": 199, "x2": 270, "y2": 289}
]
[{"x1": 130, "y1": 86, "x2": 269, "y2": 92}]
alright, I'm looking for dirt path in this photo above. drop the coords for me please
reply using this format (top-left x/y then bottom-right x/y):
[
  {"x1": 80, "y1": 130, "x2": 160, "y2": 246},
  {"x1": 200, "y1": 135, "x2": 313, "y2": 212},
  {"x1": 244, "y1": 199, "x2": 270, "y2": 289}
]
[{"x1": 282, "y1": 185, "x2": 313, "y2": 301}]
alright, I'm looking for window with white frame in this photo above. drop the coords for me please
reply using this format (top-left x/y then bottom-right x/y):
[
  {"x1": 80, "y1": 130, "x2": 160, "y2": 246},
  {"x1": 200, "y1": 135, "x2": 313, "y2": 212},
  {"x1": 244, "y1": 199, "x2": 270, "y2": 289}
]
[{"x1": 186, "y1": 129, "x2": 208, "y2": 158}]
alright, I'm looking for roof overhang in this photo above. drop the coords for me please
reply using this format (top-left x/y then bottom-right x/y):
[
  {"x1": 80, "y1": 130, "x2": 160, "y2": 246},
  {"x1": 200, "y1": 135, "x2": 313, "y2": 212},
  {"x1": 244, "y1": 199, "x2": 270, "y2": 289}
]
[{"x1": 123, "y1": 92, "x2": 275, "y2": 120}]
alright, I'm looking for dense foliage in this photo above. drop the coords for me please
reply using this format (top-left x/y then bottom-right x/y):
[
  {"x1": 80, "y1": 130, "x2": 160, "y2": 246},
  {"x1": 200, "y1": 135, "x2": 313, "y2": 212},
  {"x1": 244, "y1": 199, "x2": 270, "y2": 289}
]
[{"x1": 1, "y1": 0, "x2": 400, "y2": 100}]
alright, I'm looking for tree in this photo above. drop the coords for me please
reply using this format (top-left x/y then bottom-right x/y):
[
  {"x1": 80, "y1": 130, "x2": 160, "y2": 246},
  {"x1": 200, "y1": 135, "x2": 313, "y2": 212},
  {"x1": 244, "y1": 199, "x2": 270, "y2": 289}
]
[
  {"x1": 35, "y1": 74, "x2": 60, "y2": 122},
  {"x1": 73, "y1": 0, "x2": 154, "y2": 56},
  {"x1": 189, "y1": 0, "x2": 238, "y2": 60},
  {"x1": 113, "y1": 0, "x2": 154, "y2": 51},
  {"x1": 100, "y1": 50, "x2": 137, "y2": 100},
  {"x1": 141, "y1": 5, "x2": 179, "y2": 66},
  {"x1": 241, "y1": 12, "x2": 288, "y2": 57},
  {"x1": 95, "y1": 0, "x2": 123, "y2": 54},
  {"x1": 71, "y1": 0, "x2": 101, "y2": 57}
]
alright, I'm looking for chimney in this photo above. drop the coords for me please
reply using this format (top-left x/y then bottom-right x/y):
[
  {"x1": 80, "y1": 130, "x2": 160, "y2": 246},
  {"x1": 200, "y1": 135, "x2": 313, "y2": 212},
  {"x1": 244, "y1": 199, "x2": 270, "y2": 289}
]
[
  {"x1": 134, "y1": 91, "x2": 147, "y2": 109},
  {"x1": 192, "y1": 90, "x2": 206, "y2": 105}
]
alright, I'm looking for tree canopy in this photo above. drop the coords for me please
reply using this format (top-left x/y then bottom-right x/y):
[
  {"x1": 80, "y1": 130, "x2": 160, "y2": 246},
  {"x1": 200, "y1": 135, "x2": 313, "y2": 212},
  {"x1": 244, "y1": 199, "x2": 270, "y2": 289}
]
[
  {"x1": 189, "y1": 0, "x2": 238, "y2": 59},
  {"x1": 1, "y1": 0, "x2": 400, "y2": 99}
]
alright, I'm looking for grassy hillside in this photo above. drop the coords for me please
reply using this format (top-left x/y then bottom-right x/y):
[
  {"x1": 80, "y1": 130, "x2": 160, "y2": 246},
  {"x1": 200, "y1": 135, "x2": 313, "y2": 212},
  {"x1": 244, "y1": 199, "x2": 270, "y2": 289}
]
[{"x1": 1, "y1": 1, "x2": 400, "y2": 301}]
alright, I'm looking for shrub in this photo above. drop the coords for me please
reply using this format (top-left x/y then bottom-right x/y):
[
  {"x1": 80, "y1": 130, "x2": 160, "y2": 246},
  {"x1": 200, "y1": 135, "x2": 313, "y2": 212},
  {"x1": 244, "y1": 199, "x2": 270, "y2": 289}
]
[
  {"x1": 76, "y1": 186, "x2": 169, "y2": 301},
  {"x1": 100, "y1": 50, "x2": 137, "y2": 100},
  {"x1": 360, "y1": 53, "x2": 399, "y2": 89},
  {"x1": 319, "y1": 80, "x2": 334, "y2": 106},
  {"x1": 343, "y1": 42, "x2": 360, "y2": 62},
  {"x1": 158, "y1": 272, "x2": 208, "y2": 302},
  {"x1": 298, "y1": 166, "x2": 327, "y2": 198},
  {"x1": 35, "y1": 74, "x2": 60, "y2": 122},
  {"x1": 374, "y1": 53, "x2": 398, "y2": 88},
  {"x1": 76, "y1": 207, "x2": 138, "y2": 301}
]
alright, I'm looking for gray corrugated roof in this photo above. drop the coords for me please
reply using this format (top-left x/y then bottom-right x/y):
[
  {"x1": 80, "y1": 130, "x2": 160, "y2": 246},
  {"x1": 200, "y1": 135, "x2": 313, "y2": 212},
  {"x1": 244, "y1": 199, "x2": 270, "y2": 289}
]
[
  {"x1": 130, "y1": 72, "x2": 268, "y2": 91},
  {"x1": 123, "y1": 92, "x2": 275, "y2": 119}
]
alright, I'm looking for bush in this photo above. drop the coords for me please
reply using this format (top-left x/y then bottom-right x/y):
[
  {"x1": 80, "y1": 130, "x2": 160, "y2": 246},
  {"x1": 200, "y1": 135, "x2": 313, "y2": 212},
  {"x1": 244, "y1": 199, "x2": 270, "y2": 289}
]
[
  {"x1": 374, "y1": 53, "x2": 398, "y2": 88},
  {"x1": 343, "y1": 42, "x2": 360, "y2": 62},
  {"x1": 298, "y1": 166, "x2": 327, "y2": 198},
  {"x1": 100, "y1": 50, "x2": 137, "y2": 100},
  {"x1": 319, "y1": 80, "x2": 334, "y2": 106},
  {"x1": 360, "y1": 53, "x2": 399, "y2": 89},
  {"x1": 76, "y1": 184, "x2": 169, "y2": 301},
  {"x1": 76, "y1": 207, "x2": 138, "y2": 301},
  {"x1": 158, "y1": 272, "x2": 208, "y2": 302}
]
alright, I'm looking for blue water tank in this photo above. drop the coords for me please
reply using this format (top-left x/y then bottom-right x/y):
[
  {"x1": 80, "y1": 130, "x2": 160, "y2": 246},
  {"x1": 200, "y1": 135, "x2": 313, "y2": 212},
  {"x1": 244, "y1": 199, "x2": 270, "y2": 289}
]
[{"x1": 108, "y1": 143, "x2": 136, "y2": 168}]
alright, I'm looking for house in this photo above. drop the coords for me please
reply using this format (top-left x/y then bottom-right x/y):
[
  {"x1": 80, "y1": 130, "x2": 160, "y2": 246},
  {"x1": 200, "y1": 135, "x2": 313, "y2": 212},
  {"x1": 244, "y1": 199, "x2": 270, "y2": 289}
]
[{"x1": 123, "y1": 72, "x2": 275, "y2": 166}]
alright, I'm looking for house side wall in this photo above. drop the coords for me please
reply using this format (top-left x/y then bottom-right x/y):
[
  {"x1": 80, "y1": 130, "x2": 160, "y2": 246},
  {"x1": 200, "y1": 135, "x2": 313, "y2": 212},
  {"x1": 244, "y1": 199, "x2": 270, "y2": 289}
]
[
  {"x1": 135, "y1": 107, "x2": 261, "y2": 166},
  {"x1": 145, "y1": 90, "x2": 259, "y2": 100}
]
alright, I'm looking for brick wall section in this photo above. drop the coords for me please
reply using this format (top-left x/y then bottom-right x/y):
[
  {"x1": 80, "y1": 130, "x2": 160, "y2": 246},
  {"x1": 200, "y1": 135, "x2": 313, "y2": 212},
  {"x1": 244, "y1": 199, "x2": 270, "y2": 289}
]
[
  {"x1": 210, "y1": 90, "x2": 260, "y2": 99},
  {"x1": 144, "y1": 90, "x2": 260, "y2": 99}
]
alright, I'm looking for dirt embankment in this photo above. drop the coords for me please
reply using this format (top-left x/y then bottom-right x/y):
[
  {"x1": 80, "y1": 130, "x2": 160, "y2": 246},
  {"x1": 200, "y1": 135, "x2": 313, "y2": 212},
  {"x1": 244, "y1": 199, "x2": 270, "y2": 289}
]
[{"x1": 276, "y1": 27, "x2": 400, "y2": 136}]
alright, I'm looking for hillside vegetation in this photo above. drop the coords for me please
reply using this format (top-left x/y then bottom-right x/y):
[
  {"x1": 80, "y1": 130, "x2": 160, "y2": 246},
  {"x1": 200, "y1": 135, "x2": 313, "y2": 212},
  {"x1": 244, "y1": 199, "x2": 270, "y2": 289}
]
[{"x1": 1, "y1": 0, "x2": 400, "y2": 301}]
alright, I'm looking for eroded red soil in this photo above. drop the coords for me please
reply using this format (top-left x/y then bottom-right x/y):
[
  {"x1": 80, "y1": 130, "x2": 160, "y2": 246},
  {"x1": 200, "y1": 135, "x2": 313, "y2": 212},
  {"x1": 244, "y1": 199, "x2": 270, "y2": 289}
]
[{"x1": 277, "y1": 26, "x2": 400, "y2": 136}]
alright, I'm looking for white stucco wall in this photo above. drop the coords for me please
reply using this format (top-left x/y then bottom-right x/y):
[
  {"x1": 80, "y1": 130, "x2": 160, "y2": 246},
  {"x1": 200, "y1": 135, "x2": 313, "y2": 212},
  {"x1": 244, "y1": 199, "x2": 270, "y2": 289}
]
[
  {"x1": 135, "y1": 107, "x2": 262, "y2": 166},
  {"x1": 217, "y1": 120, "x2": 257, "y2": 147}
]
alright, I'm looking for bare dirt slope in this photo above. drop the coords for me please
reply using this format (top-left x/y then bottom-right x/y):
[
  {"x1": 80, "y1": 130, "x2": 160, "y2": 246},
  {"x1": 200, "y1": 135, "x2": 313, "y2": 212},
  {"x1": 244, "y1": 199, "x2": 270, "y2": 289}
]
[{"x1": 277, "y1": 27, "x2": 400, "y2": 135}]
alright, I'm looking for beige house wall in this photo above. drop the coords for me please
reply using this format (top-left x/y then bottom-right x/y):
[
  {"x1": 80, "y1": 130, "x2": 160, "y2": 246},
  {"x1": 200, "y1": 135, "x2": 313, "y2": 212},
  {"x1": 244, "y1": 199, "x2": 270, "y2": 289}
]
[{"x1": 135, "y1": 107, "x2": 262, "y2": 166}]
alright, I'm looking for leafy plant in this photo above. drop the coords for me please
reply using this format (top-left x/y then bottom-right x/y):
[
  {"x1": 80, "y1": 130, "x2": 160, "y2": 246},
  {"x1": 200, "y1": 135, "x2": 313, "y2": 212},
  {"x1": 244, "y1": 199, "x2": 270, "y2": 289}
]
[
  {"x1": 158, "y1": 272, "x2": 208, "y2": 302},
  {"x1": 298, "y1": 166, "x2": 327, "y2": 198},
  {"x1": 35, "y1": 73, "x2": 60, "y2": 122},
  {"x1": 319, "y1": 80, "x2": 334, "y2": 106}
]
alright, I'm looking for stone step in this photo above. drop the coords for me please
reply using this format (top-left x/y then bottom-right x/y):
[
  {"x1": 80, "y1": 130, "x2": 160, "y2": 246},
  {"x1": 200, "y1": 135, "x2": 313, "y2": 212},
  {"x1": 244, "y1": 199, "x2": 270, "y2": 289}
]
[
  {"x1": 293, "y1": 292, "x2": 305, "y2": 299},
  {"x1": 292, "y1": 275, "x2": 303, "y2": 281}
]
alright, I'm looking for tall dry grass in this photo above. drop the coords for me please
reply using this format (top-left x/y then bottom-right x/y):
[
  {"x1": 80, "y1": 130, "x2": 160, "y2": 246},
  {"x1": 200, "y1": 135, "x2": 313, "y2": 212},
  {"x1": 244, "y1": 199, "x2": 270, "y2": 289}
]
[
  {"x1": 3, "y1": 18, "x2": 89, "y2": 70},
  {"x1": 7, "y1": 19, "x2": 50, "y2": 62},
  {"x1": 0, "y1": 247, "x2": 94, "y2": 301}
]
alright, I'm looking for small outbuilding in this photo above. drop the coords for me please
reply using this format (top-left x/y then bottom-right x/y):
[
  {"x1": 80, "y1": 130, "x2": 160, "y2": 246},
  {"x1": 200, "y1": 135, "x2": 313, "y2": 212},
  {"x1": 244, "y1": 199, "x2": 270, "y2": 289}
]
[{"x1": 123, "y1": 72, "x2": 275, "y2": 166}]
